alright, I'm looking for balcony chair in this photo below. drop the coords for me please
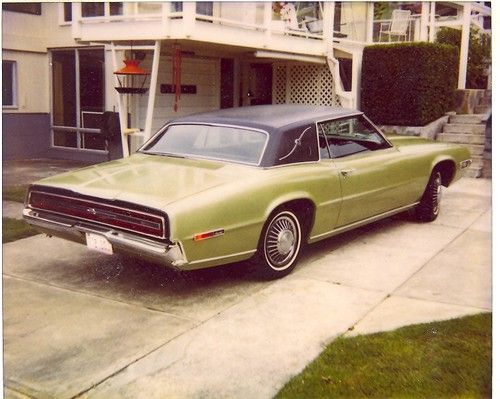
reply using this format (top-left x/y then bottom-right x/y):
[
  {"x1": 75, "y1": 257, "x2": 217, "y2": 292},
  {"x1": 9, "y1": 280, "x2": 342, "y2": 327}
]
[{"x1": 378, "y1": 9, "x2": 411, "y2": 42}]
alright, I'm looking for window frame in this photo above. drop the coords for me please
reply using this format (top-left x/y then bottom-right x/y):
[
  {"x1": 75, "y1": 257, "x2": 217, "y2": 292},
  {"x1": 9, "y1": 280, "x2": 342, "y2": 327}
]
[
  {"x1": 2, "y1": 60, "x2": 18, "y2": 109},
  {"x1": 58, "y1": 2, "x2": 72, "y2": 25},
  {"x1": 317, "y1": 113, "x2": 392, "y2": 160}
]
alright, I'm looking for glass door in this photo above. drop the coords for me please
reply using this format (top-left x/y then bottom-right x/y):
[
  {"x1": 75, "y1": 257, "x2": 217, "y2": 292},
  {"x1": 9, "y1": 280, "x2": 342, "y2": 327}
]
[{"x1": 51, "y1": 48, "x2": 106, "y2": 152}]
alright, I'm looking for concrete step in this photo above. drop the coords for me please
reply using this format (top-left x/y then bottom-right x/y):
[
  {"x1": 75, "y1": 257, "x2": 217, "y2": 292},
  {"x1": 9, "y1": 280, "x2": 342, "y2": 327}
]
[
  {"x1": 479, "y1": 98, "x2": 491, "y2": 106},
  {"x1": 471, "y1": 156, "x2": 484, "y2": 168},
  {"x1": 481, "y1": 153, "x2": 491, "y2": 178},
  {"x1": 474, "y1": 105, "x2": 490, "y2": 114},
  {"x1": 481, "y1": 157, "x2": 492, "y2": 179},
  {"x1": 449, "y1": 114, "x2": 484, "y2": 124},
  {"x1": 443, "y1": 123, "x2": 486, "y2": 134},
  {"x1": 466, "y1": 144, "x2": 485, "y2": 156},
  {"x1": 437, "y1": 133, "x2": 486, "y2": 145},
  {"x1": 462, "y1": 167, "x2": 483, "y2": 178}
]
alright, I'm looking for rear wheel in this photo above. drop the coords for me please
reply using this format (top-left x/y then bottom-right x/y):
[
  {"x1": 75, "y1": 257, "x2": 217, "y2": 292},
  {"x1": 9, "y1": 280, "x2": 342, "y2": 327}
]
[
  {"x1": 255, "y1": 210, "x2": 303, "y2": 279},
  {"x1": 415, "y1": 170, "x2": 442, "y2": 222}
]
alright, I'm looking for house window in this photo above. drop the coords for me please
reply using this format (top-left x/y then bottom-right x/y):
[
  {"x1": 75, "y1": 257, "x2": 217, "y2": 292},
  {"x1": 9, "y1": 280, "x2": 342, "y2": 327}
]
[
  {"x1": 81, "y1": 2, "x2": 122, "y2": 17},
  {"x1": 2, "y1": 2, "x2": 41, "y2": 15},
  {"x1": 81, "y1": 2, "x2": 104, "y2": 17},
  {"x1": 2, "y1": 61, "x2": 17, "y2": 108},
  {"x1": 51, "y1": 48, "x2": 106, "y2": 152},
  {"x1": 63, "y1": 2, "x2": 72, "y2": 22}
]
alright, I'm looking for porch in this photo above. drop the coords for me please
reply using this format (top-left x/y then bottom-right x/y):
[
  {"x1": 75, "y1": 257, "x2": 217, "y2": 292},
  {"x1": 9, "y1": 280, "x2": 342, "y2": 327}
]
[{"x1": 52, "y1": 1, "x2": 491, "y2": 160}]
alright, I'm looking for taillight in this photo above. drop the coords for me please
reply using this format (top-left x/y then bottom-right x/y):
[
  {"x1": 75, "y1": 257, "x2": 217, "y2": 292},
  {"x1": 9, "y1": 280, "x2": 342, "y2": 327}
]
[{"x1": 29, "y1": 190, "x2": 165, "y2": 239}]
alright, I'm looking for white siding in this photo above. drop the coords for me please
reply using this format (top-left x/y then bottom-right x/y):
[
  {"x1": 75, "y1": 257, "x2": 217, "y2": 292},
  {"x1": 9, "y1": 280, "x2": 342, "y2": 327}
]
[
  {"x1": 2, "y1": 50, "x2": 49, "y2": 113},
  {"x1": 3, "y1": 3, "x2": 76, "y2": 53},
  {"x1": 138, "y1": 55, "x2": 221, "y2": 134}
]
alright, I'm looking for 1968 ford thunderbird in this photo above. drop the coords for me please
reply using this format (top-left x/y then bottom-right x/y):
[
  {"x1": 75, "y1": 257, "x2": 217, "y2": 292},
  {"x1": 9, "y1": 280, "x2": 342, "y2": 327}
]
[{"x1": 24, "y1": 105, "x2": 471, "y2": 278}]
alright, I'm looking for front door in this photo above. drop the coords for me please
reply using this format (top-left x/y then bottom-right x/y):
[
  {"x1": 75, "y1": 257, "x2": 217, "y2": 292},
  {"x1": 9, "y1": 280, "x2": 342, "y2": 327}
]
[
  {"x1": 318, "y1": 115, "x2": 415, "y2": 227},
  {"x1": 243, "y1": 63, "x2": 273, "y2": 106}
]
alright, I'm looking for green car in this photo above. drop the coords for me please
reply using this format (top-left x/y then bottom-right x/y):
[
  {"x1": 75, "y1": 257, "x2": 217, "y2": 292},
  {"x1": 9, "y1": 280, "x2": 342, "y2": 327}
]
[{"x1": 24, "y1": 105, "x2": 471, "y2": 279}]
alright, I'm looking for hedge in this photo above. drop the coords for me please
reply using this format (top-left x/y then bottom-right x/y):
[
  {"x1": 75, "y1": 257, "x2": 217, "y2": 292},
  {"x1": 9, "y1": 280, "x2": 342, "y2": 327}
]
[
  {"x1": 436, "y1": 27, "x2": 491, "y2": 89},
  {"x1": 361, "y1": 42, "x2": 458, "y2": 126}
]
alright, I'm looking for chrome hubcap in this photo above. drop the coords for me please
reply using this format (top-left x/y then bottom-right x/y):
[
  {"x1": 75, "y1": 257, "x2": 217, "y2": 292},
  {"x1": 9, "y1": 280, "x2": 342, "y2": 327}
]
[
  {"x1": 277, "y1": 230, "x2": 294, "y2": 255},
  {"x1": 265, "y1": 214, "x2": 298, "y2": 269}
]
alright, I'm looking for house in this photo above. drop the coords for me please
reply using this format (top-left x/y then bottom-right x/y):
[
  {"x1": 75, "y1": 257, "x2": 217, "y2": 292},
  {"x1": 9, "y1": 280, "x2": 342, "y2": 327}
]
[{"x1": 2, "y1": 2, "x2": 492, "y2": 163}]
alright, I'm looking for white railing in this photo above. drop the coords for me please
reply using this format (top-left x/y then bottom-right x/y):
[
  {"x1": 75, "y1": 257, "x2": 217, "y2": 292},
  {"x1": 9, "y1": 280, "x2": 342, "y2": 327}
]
[{"x1": 75, "y1": 2, "x2": 326, "y2": 41}]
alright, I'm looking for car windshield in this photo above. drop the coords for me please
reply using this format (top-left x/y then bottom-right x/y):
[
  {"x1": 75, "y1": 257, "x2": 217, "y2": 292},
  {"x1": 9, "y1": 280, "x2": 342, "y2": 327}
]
[{"x1": 141, "y1": 124, "x2": 268, "y2": 165}]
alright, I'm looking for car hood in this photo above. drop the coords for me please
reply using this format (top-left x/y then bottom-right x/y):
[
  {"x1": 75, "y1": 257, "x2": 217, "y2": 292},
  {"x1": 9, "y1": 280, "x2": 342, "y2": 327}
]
[{"x1": 34, "y1": 153, "x2": 257, "y2": 209}]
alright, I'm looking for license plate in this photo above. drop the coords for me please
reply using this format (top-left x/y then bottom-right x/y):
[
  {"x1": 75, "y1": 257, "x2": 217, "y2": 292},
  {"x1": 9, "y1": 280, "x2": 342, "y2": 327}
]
[{"x1": 86, "y1": 233, "x2": 113, "y2": 255}]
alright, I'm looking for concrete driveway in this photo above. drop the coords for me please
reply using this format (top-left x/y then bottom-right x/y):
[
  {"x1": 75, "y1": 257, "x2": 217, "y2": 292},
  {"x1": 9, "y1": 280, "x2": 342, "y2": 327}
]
[{"x1": 3, "y1": 178, "x2": 491, "y2": 399}]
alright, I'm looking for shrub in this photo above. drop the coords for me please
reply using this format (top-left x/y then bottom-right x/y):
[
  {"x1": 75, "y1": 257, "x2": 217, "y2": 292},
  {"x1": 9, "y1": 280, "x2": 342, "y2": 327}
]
[
  {"x1": 361, "y1": 42, "x2": 458, "y2": 126},
  {"x1": 436, "y1": 27, "x2": 491, "y2": 89}
]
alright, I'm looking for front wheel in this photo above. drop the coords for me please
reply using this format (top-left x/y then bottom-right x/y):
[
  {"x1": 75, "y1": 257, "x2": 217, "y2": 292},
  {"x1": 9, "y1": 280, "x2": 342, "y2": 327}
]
[
  {"x1": 415, "y1": 170, "x2": 442, "y2": 222},
  {"x1": 254, "y1": 210, "x2": 303, "y2": 279}
]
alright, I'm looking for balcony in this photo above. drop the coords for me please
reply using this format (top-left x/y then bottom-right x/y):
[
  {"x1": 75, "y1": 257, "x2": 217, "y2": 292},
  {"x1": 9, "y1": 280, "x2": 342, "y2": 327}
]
[
  {"x1": 72, "y1": 2, "x2": 491, "y2": 52},
  {"x1": 72, "y1": 2, "x2": 329, "y2": 57}
]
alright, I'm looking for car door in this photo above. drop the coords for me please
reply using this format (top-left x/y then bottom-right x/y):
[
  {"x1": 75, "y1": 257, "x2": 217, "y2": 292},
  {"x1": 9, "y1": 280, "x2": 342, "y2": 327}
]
[{"x1": 318, "y1": 115, "x2": 416, "y2": 228}]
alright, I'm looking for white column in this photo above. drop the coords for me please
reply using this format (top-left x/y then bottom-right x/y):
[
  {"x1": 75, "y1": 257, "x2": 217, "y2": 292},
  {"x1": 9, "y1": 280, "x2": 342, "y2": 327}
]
[
  {"x1": 322, "y1": 1, "x2": 334, "y2": 52},
  {"x1": 429, "y1": 2, "x2": 436, "y2": 42},
  {"x1": 144, "y1": 40, "x2": 161, "y2": 139},
  {"x1": 366, "y1": 2, "x2": 374, "y2": 43},
  {"x1": 458, "y1": 3, "x2": 471, "y2": 89},
  {"x1": 351, "y1": 50, "x2": 363, "y2": 109},
  {"x1": 111, "y1": 43, "x2": 129, "y2": 158},
  {"x1": 419, "y1": 2, "x2": 429, "y2": 42}
]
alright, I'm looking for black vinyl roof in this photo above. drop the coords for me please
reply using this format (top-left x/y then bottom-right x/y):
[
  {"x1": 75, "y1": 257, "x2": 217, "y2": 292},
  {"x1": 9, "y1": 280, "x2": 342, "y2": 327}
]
[{"x1": 170, "y1": 104, "x2": 361, "y2": 132}]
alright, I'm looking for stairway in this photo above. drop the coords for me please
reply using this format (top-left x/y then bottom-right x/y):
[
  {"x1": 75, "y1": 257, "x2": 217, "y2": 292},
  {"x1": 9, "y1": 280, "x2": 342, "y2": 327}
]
[{"x1": 436, "y1": 90, "x2": 491, "y2": 178}]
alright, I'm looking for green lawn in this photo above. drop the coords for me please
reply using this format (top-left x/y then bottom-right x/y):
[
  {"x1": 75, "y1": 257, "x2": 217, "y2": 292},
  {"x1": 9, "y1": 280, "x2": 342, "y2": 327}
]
[
  {"x1": 276, "y1": 313, "x2": 492, "y2": 398},
  {"x1": 2, "y1": 217, "x2": 39, "y2": 243},
  {"x1": 3, "y1": 184, "x2": 29, "y2": 203}
]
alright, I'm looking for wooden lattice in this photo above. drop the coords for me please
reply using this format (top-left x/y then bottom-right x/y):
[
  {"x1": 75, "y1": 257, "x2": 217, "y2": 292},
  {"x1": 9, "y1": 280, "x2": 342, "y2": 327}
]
[{"x1": 272, "y1": 63, "x2": 341, "y2": 107}]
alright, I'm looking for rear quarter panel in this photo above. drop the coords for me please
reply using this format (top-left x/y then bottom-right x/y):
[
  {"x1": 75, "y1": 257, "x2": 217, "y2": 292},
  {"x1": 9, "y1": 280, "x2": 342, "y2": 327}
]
[
  {"x1": 165, "y1": 162, "x2": 342, "y2": 269},
  {"x1": 388, "y1": 135, "x2": 470, "y2": 198}
]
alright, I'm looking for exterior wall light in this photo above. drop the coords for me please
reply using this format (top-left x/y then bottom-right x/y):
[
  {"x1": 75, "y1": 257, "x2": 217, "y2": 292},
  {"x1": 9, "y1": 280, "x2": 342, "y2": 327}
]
[{"x1": 113, "y1": 59, "x2": 150, "y2": 94}]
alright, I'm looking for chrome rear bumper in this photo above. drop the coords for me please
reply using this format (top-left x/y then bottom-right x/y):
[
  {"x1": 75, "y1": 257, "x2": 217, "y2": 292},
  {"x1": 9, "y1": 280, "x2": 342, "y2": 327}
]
[{"x1": 23, "y1": 208, "x2": 188, "y2": 268}]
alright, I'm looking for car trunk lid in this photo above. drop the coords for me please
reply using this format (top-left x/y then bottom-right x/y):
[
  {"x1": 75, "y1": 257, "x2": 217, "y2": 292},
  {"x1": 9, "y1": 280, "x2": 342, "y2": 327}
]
[{"x1": 33, "y1": 153, "x2": 255, "y2": 209}]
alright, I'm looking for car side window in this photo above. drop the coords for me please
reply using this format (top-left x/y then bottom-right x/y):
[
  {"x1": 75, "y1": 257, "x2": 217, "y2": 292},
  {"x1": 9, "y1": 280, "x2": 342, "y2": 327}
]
[{"x1": 318, "y1": 115, "x2": 390, "y2": 159}]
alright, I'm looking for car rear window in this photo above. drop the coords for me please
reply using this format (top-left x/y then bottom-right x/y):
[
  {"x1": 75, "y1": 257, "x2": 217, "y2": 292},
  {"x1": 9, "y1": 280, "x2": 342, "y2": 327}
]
[{"x1": 141, "y1": 124, "x2": 268, "y2": 165}]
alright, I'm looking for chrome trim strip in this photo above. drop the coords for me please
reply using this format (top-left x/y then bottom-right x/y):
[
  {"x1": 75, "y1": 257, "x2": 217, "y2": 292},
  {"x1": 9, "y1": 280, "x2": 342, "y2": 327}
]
[
  {"x1": 22, "y1": 208, "x2": 73, "y2": 227},
  {"x1": 23, "y1": 208, "x2": 188, "y2": 267},
  {"x1": 76, "y1": 226, "x2": 168, "y2": 254},
  {"x1": 139, "y1": 122, "x2": 270, "y2": 167},
  {"x1": 189, "y1": 249, "x2": 257, "y2": 265},
  {"x1": 28, "y1": 190, "x2": 167, "y2": 240},
  {"x1": 310, "y1": 202, "x2": 419, "y2": 241}
]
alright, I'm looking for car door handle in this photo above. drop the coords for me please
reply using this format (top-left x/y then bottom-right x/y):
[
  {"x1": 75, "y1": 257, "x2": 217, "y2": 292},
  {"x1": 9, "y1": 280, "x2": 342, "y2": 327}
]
[{"x1": 340, "y1": 168, "x2": 355, "y2": 177}]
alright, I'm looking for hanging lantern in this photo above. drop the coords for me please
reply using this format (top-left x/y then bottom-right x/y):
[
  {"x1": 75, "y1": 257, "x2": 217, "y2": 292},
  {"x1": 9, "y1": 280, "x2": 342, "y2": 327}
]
[{"x1": 114, "y1": 58, "x2": 150, "y2": 94}]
